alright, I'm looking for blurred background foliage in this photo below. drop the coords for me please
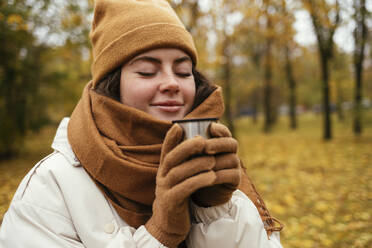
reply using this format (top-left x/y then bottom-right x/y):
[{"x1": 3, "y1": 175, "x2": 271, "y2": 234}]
[
  {"x1": 0, "y1": 0, "x2": 92, "y2": 158},
  {"x1": 0, "y1": 0, "x2": 371, "y2": 247}
]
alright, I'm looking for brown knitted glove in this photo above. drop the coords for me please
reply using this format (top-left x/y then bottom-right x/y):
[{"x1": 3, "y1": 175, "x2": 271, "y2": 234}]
[
  {"x1": 192, "y1": 122, "x2": 241, "y2": 207},
  {"x1": 145, "y1": 124, "x2": 217, "y2": 248}
]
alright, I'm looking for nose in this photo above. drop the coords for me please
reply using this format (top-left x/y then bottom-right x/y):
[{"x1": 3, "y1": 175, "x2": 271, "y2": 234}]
[{"x1": 159, "y1": 72, "x2": 180, "y2": 94}]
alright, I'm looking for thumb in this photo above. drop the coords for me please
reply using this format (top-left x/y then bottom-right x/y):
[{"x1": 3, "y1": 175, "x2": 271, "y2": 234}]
[{"x1": 160, "y1": 124, "x2": 184, "y2": 164}]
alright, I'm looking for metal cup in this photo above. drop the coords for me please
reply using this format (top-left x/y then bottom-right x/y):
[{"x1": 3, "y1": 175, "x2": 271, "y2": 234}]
[{"x1": 172, "y1": 118, "x2": 218, "y2": 140}]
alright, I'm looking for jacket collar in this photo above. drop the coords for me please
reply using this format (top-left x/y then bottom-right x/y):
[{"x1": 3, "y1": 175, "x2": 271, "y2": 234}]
[{"x1": 51, "y1": 118, "x2": 81, "y2": 167}]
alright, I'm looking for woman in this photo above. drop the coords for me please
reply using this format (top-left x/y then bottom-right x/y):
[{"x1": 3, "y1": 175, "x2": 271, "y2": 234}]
[{"x1": 0, "y1": 0, "x2": 283, "y2": 247}]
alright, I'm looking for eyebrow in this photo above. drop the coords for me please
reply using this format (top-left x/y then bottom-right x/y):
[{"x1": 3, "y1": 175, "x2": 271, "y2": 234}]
[{"x1": 129, "y1": 56, "x2": 192, "y2": 66}]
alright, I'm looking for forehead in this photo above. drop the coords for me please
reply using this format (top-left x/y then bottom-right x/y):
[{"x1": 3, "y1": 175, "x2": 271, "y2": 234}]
[{"x1": 130, "y1": 48, "x2": 191, "y2": 62}]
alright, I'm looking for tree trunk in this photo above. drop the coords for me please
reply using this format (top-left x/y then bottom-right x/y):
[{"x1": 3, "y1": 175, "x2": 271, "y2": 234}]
[
  {"x1": 284, "y1": 46, "x2": 297, "y2": 129},
  {"x1": 263, "y1": 54, "x2": 272, "y2": 132},
  {"x1": 354, "y1": 60, "x2": 363, "y2": 135},
  {"x1": 353, "y1": 0, "x2": 367, "y2": 136},
  {"x1": 251, "y1": 88, "x2": 258, "y2": 124},
  {"x1": 251, "y1": 59, "x2": 261, "y2": 125},
  {"x1": 306, "y1": 0, "x2": 340, "y2": 140},
  {"x1": 263, "y1": 19, "x2": 273, "y2": 133},
  {"x1": 222, "y1": 38, "x2": 235, "y2": 137},
  {"x1": 320, "y1": 54, "x2": 332, "y2": 140},
  {"x1": 336, "y1": 81, "x2": 344, "y2": 121}
]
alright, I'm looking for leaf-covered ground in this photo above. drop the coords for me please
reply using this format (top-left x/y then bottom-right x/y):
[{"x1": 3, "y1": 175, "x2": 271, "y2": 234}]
[
  {"x1": 237, "y1": 113, "x2": 372, "y2": 248},
  {"x1": 0, "y1": 113, "x2": 371, "y2": 247}
]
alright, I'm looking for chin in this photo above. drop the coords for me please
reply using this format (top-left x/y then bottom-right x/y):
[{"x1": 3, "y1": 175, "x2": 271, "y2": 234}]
[
  {"x1": 159, "y1": 115, "x2": 183, "y2": 122},
  {"x1": 152, "y1": 112, "x2": 185, "y2": 122}
]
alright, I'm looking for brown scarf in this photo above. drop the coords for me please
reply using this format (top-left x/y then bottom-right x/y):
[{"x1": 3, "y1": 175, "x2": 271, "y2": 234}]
[{"x1": 68, "y1": 82, "x2": 283, "y2": 234}]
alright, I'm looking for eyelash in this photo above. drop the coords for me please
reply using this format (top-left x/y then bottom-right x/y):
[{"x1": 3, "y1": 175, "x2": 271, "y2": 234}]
[
  {"x1": 138, "y1": 72, "x2": 155, "y2": 77},
  {"x1": 137, "y1": 72, "x2": 192, "y2": 78},
  {"x1": 177, "y1": 73, "x2": 192, "y2": 78}
]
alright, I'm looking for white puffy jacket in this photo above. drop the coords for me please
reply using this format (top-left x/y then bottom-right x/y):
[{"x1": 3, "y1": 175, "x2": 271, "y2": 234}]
[{"x1": 0, "y1": 118, "x2": 282, "y2": 248}]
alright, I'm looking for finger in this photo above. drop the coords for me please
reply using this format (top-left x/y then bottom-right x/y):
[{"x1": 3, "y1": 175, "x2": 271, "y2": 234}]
[
  {"x1": 204, "y1": 137, "x2": 238, "y2": 155},
  {"x1": 209, "y1": 122, "x2": 232, "y2": 138},
  {"x1": 162, "y1": 156, "x2": 215, "y2": 187},
  {"x1": 160, "y1": 136, "x2": 206, "y2": 177},
  {"x1": 161, "y1": 124, "x2": 184, "y2": 163},
  {"x1": 169, "y1": 171, "x2": 216, "y2": 203},
  {"x1": 214, "y1": 168, "x2": 241, "y2": 187},
  {"x1": 192, "y1": 185, "x2": 233, "y2": 206},
  {"x1": 214, "y1": 153, "x2": 240, "y2": 171}
]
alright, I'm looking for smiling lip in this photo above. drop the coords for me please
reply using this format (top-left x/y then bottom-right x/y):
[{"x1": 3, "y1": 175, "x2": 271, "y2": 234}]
[{"x1": 151, "y1": 100, "x2": 183, "y2": 113}]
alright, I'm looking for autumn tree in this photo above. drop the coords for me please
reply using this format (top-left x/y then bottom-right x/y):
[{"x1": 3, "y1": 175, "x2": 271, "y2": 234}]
[
  {"x1": 302, "y1": 0, "x2": 341, "y2": 140},
  {"x1": 235, "y1": 3, "x2": 266, "y2": 124},
  {"x1": 279, "y1": 0, "x2": 298, "y2": 129},
  {"x1": 237, "y1": 0, "x2": 276, "y2": 132},
  {"x1": 250, "y1": 0, "x2": 287, "y2": 132},
  {"x1": 0, "y1": 0, "x2": 92, "y2": 159},
  {"x1": 352, "y1": 0, "x2": 368, "y2": 135},
  {"x1": 171, "y1": 0, "x2": 199, "y2": 32},
  {"x1": 172, "y1": 0, "x2": 238, "y2": 136},
  {"x1": 0, "y1": 1, "x2": 51, "y2": 158},
  {"x1": 331, "y1": 49, "x2": 352, "y2": 122},
  {"x1": 260, "y1": 0, "x2": 277, "y2": 133},
  {"x1": 171, "y1": 0, "x2": 211, "y2": 70},
  {"x1": 198, "y1": 0, "x2": 241, "y2": 137},
  {"x1": 220, "y1": 34, "x2": 235, "y2": 136}
]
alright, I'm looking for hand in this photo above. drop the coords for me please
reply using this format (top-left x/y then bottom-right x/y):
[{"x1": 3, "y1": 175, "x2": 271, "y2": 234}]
[
  {"x1": 145, "y1": 124, "x2": 216, "y2": 248},
  {"x1": 192, "y1": 122, "x2": 241, "y2": 207}
]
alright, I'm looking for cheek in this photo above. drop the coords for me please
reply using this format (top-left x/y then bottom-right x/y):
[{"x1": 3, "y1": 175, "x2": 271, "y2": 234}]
[
  {"x1": 120, "y1": 76, "x2": 157, "y2": 108},
  {"x1": 183, "y1": 79, "x2": 196, "y2": 104}
]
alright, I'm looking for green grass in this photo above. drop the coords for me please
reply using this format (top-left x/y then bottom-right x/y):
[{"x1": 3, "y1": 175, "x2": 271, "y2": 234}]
[{"x1": 0, "y1": 112, "x2": 371, "y2": 247}]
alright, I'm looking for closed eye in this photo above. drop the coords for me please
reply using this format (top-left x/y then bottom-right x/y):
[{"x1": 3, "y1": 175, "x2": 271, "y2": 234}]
[
  {"x1": 176, "y1": 73, "x2": 192, "y2": 78},
  {"x1": 137, "y1": 72, "x2": 156, "y2": 77}
]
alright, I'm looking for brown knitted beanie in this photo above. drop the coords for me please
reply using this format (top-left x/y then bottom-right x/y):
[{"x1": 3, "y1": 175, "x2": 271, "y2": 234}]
[{"x1": 90, "y1": 0, "x2": 198, "y2": 88}]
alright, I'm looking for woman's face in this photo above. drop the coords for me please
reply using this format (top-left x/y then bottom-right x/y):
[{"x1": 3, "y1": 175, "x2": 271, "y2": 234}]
[{"x1": 120, "y1": 48, "x2": 195, "y2": 122}]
